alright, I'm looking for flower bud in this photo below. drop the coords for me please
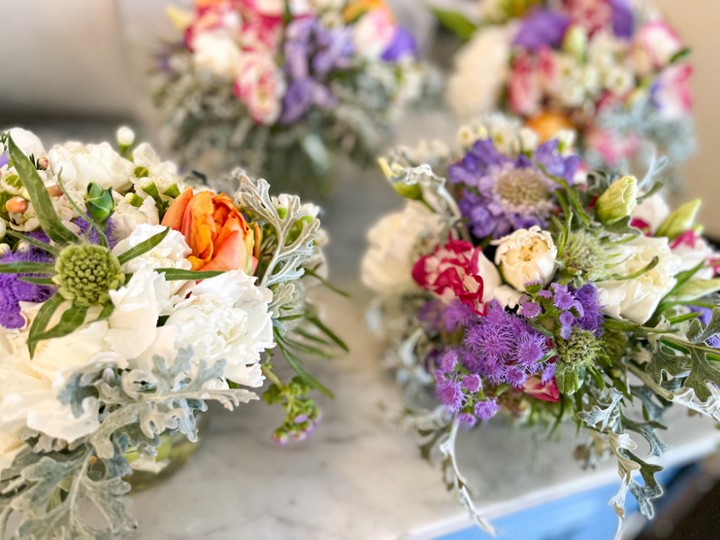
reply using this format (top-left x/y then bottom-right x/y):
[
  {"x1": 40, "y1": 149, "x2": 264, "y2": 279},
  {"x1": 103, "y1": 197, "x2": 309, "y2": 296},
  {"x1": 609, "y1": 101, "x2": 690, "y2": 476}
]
[
  {"x1": 596, "y1": 175, "x2": 638, "y2": 224},
  {"x1": 5, "y1": 196, "x2": 28, "y2": 214},
  {"x1": 0, "y1": 218, "x2": 5, "y2": 239},
  {"x1": 378, "y1": 158, "x2": 422, "y2": 200},
  {"x1": 0, "y1": 243, "x2": 9, "y2": 256},
  {"x1": 116, "y1": 126, "x2": 136, "y2": 148},
  {"x1": 493, "y1": 226, "x2": 557, "y2": 292},
  {"x1": 656, "y1": 198, "x2": 701, "y2": 240},
  {"x1": 85, "y1": 182, "x2": 115, "y2": 224},
  {"x1": 36, "y1": 156, "x2": 50, "y2": 170},
  {"x1": 47, "y1": 185, "x2": 63, "y2": 197},
  {"x1": 563, "y1": 25, "x2": 588, "y2": 60}
]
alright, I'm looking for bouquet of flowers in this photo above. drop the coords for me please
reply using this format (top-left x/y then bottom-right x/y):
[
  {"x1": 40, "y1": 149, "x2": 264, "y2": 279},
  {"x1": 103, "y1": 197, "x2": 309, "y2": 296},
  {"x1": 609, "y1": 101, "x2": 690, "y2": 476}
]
[
  {"x1": 0, "y1": 127, "x2": 344, "y2": 537},
  {"x1": 441, "y1": 0, "x2": 694, "y2": 186},
  {"x1": 156, "y1": 0, "x2": 432, "y2": 196},
  {"x1": 362, "y1": 115, "x2": 720, "y2": 535}
]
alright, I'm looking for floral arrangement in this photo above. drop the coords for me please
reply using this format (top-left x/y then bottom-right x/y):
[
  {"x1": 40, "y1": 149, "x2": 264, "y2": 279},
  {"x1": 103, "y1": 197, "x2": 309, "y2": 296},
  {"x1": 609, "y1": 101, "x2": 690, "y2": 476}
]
[
  {"x1": 156, "y1": 0, "x2": 431, "y2": 196},
  {"x1": 0, "y1": 127, "x2": 344, "y2": 536},
  {"x1": 441, "y1": 0, "x2": 694, "y2": 185},
  {"x1": 362, "y1": 115, "x2": 720, "y2": 535}
]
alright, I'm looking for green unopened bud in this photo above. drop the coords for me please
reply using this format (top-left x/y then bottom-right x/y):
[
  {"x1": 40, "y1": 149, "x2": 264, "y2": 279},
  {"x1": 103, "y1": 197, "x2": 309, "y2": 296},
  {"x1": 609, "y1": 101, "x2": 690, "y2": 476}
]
[
  {"x1": 554, "y1": 362, "x2": 586, "y2": 395},
  {"x1": 596, "y1": 175, "x2": 638, "y2": 224},
  {"x1": 563, "y1": 25, "x2": 588, "y2": 60},
  {"x1": 378, "y1": 158, "x2": 422, "y2": 200},
  {"x1": 656, "y1": 199, "x2": 701, "y2": 240},
  {"x1": 85, "y1": 183, "x2": 115, "y2": 224},
  {"x1": 54, "y1": 244, "x2": 124, "y2": 306}
]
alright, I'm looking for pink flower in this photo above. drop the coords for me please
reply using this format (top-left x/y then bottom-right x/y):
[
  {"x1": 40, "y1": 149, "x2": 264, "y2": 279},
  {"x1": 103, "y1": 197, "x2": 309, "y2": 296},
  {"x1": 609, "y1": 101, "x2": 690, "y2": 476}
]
[
  {"x1": 509, "y1": 53, "x2": 542, "y2": 116},
  {"x1": 652, "y1": 64, "x2": 693, "y2": 121},
  {"x1": 352, "y1": 8, "x2": 396, "y2": 60},
  {"x1": 586, "y1": 126, "x2": 640, "y2": 167},
  {"x1": 635, "y1": 21, "x2": 683, "y2": 70},
  {"x1": 412, "y1": 240, "x2": 487, "y2": 315},
  {"x1": 234, "y1": 52, "x2": 286, "y2": 125},
  {"x1": 523, "y1": 376, "x2": 560, "y2": 402}
]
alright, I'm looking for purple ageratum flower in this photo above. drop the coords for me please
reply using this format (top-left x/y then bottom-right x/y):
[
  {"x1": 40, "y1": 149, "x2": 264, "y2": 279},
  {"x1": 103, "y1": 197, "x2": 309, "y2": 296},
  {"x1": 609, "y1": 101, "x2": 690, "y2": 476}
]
[
  {"x1": 552, "y1": 284, "x2": 575, "y2": 310},
  {"x1": 574, "y1": 284, "x2": 604, "y2": 336},
  {"x1": 474, "y1": 399, "x2": 500, "y2": 421},
  {"x1": 436, "y1": 380, "x2": 464, "y2": 413},
  {"x1": 417, "y1": 300, "x2": 446, "y2": 334},
  {"x1": 462, "y1": 301, "x2": 549, "y2": 387},
  {"x1": 457, "y1": 412, "x2": 478, "y2": 428},
  {"x1": 437, "y1": 349, "x2": 459, "y2": 374},
  {"x1": 381, "y1": 27, "x2": 418, "y2": 62},
  {"x1": 513, "y1": 8, "x2": 571, "y2": 52},
  {"x1": 0, "y1": 232, "x2": 55, "y2": 329},
  {"x1": 610, "y1": 0, "x2": 635, "y2": 39},
  {"x1": 462, "y1": 374, "x2": 481, "y2": 393},
  {"x1": 520, "y1": 298, "x2": 541, "y2": 318},
  {"x1": 444, "y1": 300, "x2": 477, "y2": 332},
  {"x1": 448, "y1": 138, "x2": 579, "y2": 240}
]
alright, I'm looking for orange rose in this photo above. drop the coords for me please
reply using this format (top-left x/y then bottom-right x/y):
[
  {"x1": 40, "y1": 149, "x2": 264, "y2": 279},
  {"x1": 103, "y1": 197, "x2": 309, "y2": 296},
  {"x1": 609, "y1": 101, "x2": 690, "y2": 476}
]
[{"x1": 161, "y1": 188, "x2": 261, "y2": 273}]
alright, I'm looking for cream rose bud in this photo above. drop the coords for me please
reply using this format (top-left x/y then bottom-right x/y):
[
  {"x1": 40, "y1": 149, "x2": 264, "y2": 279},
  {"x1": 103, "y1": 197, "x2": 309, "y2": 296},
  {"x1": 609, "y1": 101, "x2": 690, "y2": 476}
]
[
  {"x1": 493, "y1": 226, "x2": 557, "y2": 292},
  {"x1": 596, "y1": 175, "x2": 638, "y2": 225}
]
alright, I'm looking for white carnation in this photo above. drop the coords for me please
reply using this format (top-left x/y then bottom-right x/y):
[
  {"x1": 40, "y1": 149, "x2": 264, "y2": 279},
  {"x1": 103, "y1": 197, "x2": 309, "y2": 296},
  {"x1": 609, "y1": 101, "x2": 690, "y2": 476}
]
[
  {"x1": 0, "y1": 430, "x2": 26, "y2": 473},
  {"x1": 494, "y1": 227, "x2": 557, "y2": 292},
  {"x1": 597, "y1": 236, "x2": 683, "y2": 324},
  {"x1": 131, "y1": 142, "x2": 186, "y2": 195},
  {"x1": 165, "y1": 270, "x2": 274, "y2": 388},
  {"x1": 111, "y1": 194, "x2": 160, "y2": 239},
  {"x1": 5, "y1": 127, "x2": 46, "y2": 159},
  {"x1": 361, "y1": 201, "x2": 445, "y2": 296},
  {"x1": 447, "y1": 25, "x2": 513, "y2": 119},
  {"x1": 112, "y1": 224, "x2": 191, "y2": 275},
  {"x1": 48, "y1": 141, "x2": 134, "y2": 195}
]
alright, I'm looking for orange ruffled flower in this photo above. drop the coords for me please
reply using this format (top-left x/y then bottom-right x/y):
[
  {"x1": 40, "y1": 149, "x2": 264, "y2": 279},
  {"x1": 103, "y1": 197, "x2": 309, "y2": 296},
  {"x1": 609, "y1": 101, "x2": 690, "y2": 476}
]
[
  {"x1": 162, "y1": 188, "x2": 261, "y2": 274},
  {"x1": 343, "y1": 0, "x2": 392, "y2": 22},
  {"x1": 525, "y1": 111, "x2": 575, "y2": 143}
]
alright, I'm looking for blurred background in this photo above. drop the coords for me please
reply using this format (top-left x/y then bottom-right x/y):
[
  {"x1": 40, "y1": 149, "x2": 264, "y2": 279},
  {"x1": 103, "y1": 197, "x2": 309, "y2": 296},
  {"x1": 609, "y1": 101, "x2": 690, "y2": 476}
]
[{"x1": 1, "y1": 2, "x2": 719, "y2": 539}]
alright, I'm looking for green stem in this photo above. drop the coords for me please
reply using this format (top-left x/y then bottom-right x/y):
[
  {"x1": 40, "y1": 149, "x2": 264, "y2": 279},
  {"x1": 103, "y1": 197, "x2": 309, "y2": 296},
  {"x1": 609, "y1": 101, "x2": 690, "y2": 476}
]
[{"x1": 262, "y1": 365, "x2": 286, "y2": 391}]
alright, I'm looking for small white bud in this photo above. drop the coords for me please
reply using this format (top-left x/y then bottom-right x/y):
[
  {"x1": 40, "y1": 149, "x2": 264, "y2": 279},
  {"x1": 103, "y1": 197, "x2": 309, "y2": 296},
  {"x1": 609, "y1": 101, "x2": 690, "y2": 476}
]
[
  {"x1": 0, "y1": 243, "x2": 10, "y2": 256},
  {"x1": 0, "y1": 219, "x2": 6, "y2": 239},
  {"x1": 116, "y1": 126, "x2": 136, "y2": 147}
]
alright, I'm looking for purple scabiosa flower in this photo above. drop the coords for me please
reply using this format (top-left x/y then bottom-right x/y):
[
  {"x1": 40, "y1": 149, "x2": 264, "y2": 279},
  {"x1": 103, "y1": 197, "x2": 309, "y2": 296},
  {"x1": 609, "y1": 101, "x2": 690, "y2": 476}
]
[
  {"x1": 381, "y1": 27, "x2": 418, "y2": 62},
  {"x1": 280, "y1": 18, "x2": 353, "y2": 124},
  {"x1": 436, "y1": 380, "x2": 464, "y2": 413},
  {"x1": 457, "y1": 413, "x2": 478, "y2": 428},
  {"x1": 513, "y1": 9, "x2": 571, "y2": 52},
  {"x1": 474, "y1": 399, "x2": 500, "y2": 421},
  {"x1": 610, "y1": 0, "x2": 635, "y2": 39},
  {"x1": 448, "y1": 138, "x2": 579, "y2": 240}
]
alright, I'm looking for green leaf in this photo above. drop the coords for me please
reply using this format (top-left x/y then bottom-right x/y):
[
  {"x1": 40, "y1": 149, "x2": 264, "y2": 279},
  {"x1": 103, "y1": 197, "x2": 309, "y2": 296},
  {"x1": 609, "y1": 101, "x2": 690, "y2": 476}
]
[
  {"x1": 668, "y1": 278, "x2": 720, "y2": 303},
  {"x1": 303, "y1": 266, "x2": 349, "y2": 298},
  {"x1": 4, "y1": 229, "x2": 60, "y2": 256},
  {"x1": 17, "y1": 276, "x2": 55, "y2": 285},
  {"x1": 6, "y1": 136, "x2": 78, "y2": 245},
  {"x1": 276, "y1": 335, "x2": 333, "y2": 398},
  {"x1": 431, "y1": 8, "x2": 478, "y2": 40},
  {"x1": 117, "y1": 228, "x2": 169, "y2": 265},
  {"x1": 155, "y1": 268, "x2": 225, "y2": 280},
  {"x1": 307, "y1": 314, "x2": 349, "y2": 353},
  {"x1": 27, "y1": 295, "x2": 65, "y2": 357},
  {"x1": 31, "y1": 303, "x2": 89, "y2": 348},
  {"x1": 670, "y1": 47, "x2": 692, "y2": 64},
  {"x1": 0, "y1": 261, "x2": 54, "y2": 275}
]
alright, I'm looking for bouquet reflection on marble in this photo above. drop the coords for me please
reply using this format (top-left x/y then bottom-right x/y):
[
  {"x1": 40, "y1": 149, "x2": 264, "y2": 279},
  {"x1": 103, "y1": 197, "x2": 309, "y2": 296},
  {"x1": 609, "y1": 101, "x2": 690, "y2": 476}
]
[
  {"x1": 0, "y1": 127, "x2": 345, "y2": 537},
  {"x1": 362, "y1": 115, "x2": 720, "y2": 537},
  {"x1": 155, "y1": 0, "x2": 433, "y2": 197},
  {"x1": 441, "y1": 0, "x2": 694, "y2": 186}
]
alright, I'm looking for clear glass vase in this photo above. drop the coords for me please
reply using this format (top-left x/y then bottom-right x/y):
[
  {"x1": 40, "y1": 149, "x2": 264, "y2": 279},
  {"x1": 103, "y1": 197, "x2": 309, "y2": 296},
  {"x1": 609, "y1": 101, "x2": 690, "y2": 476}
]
[{"x1": 125, "y1": 413, "x2": 210, "y2": 491}]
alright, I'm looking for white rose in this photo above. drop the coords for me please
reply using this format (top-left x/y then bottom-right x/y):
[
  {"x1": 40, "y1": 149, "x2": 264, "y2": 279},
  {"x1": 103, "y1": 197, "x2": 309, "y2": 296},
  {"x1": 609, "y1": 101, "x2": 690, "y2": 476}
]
[
  {"x1": 5, "y1": 127, "x2": 46, "y2": 158},
  {"x1": 165, "y1": 270, "x2": 274, "y2": 387},
  {"x1": 447, "y1": 25, "x2": 513, "y2": 119},
  {"x1": 632, "y1": 193, "x2": 671, "y2": 233},
  {"x1": 111, "y1": 194, "x2": 160, "y2": 240},
  {"x1": 473, "y1": 247, "x2": 522, "y2": 308},
  {"x1": 597, "y1": 236, "x2": 683, "y2": 324},
  {"x1": 361, "y1": 201, "x2": 445, "y2": 296},
  {"x1": 48, "y1": 141, "x2": 134, "y2": 194},
  {"x1": 493, "y1": 227, "x2": 557, "y2": 292},
  {"x1": 192, "y1": 31, "x2": 243, "y2": 80}
]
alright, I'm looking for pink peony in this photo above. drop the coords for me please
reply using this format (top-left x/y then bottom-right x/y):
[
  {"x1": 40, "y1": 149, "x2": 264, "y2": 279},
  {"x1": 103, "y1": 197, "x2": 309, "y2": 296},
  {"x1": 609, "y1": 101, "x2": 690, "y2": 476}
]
[
  {"x1": 412, "y1": 240, "x2": 487, "y2": 315},
  {"x1": 234, "y1": 52, "x2": 286, "y2": 125}
]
